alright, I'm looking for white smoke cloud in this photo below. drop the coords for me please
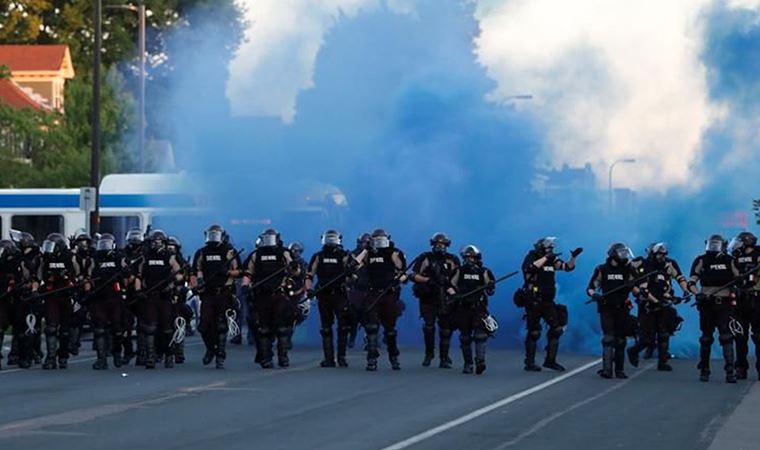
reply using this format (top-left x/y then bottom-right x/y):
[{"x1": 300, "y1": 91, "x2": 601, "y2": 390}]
[
  {"x1": 473, "y1": 0, "x2": 729, "y2": 191},
  {"x1": 227, "y1": 0, "x2": 416, "y2": 122}
]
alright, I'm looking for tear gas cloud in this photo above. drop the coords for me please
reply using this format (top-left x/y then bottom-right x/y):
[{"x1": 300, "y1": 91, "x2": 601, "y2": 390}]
[{"x1": 153, "y1": 0, "x2": 760, "y2": 355}]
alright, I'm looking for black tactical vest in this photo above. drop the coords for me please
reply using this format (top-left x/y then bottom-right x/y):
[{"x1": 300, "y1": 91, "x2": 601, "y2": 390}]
[
  {"x1": 367, "y1": 248, "x2": 397, "y2": 290},
  {"x1": 254, "y1": 246, "x2": 286, "y2": 291},
  {"x1": 142, "y1": 250, "x2": 173, "y2": 291}
]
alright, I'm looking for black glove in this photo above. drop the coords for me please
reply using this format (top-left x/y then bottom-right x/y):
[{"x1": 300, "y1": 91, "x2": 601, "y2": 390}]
[
  {"x1": 306, "y1": 288, "x2": 316, "y2": 299},
  {"x1": 591, "y1": 293, "x2": 603, "y2": 302},
  {"x1": 695, "y1": 293, "x2": 708, "y2": 304},
  {"x1": 288, "y1": 261, "x2": 301, "y2": 272},
  {"x1": 571, "y1": 247, "x2": 584, "y2": 258},
  {"x1": 485, "y1": 283, "x2": 495, "y2": 296}
]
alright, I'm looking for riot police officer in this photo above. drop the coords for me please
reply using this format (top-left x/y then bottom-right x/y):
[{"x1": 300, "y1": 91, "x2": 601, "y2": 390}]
[
  {"x1": 89, "y1": 234, "x2": 128, "y2": 370},
  {"x1": 587, "y1": 243, "x2": 639, "y2": 379},
  {"x1": 305, "y1": 230, "x2": 353, "y2": 368},
  {"x1": 168, "y1": 236, "x2": 193, "y2": 364},
  {"x1": 448, "y1": 245, "x2": 495, "y2": 374},
  {"x1": 36, "y1": 233, "x2": 77, "y2": 370},
  {"x1": 411, "y1": 233, "x2": 460, "y2": 368},
  {"x1": 287, "y1": 241, "x2": 309, "y2": 347},
  {"x1": 11, "y1": 233, "x2": 42, "y2": 368},
  {"x1": 728, "y1": 232, "x2": 760, "y2": 380},
  {"x1": 122, "y1": 228, "x2": 144, "y2": 365},
  {"x1": 0, "y1": 240, "x2": 21, "y2": 370},
  {"x1": 520, "y1": 237, "x2": 581, "y2": 372},
  {"x1": 689, "y1": 234, "x2": 742, "y2": 383},
  {"x1": 355, "y1": 229, "x2": 407, "y2": 371},
  {"x1": 135, "y1": 230, "x2": 184, "y2": 369},
  {"x1": 626, "y1": 243, "x2": 689, "y2": 372},
  {"x1": 190, "y1": 224, "x2": 240, "y2": 369},
  {"x1": 346, "y1": 233, "x2": 371, "y2": 348},
  {"x1": 242, "y1": 229, "x2": 299, "y2": 369},
  {"x1": 69, "y1": 231, "x2": 94, "y2": 357}
]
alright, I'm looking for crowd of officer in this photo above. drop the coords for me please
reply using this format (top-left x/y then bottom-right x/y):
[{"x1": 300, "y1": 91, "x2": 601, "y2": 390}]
[{"x1": 0, "y1": 226, "x2": 758, "y2": 384}]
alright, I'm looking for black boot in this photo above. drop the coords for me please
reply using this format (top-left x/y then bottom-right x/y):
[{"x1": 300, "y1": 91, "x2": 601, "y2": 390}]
[
  {"x1": 320, "y1": 328, "x2": 336, "y2": 367},
  {"x1": 92, "y1": 332, "x2": 108, "y2": 370},
  {"x1": 216, "y1": 331, "x2": 227, "y2": 369},
  {"x1": 144, "y1": 329, "x2": 156, "y2": 369},
  {"x1": 135, "y1": 331, "x2": 146, "y2": 366},
  {"x1": 43, "y1": 329, "x2": 58, "y2": 370},
  {"x1": 386, "y1": 330, "x2": 400, "y2": 370},
  {"x1": 258, "y1": 331, "x2": 274, "y2": 369},
  {"x1": 439, "y1": 330, "x2": 452, "y2": 369},
  {"x1": 475, "y1": 339, "x2": 487, "y2": 375},
  {"x1": 614, "y1": 344, "x2": 627, "y2": 379},
  {"x1": 365, "y1": 329, "x2": 379, "y2": 371},
  {"x1": 524, "y1": 337, "x2": 541, "y2": 372},
  {"x1": 163, "y1": 331, "x2": 175, "y2": 368},
  {"x1": 422, "y1": 325, "x2": 435, "y2": 367},
  {"x1": 337, "y1": 328, "x2": 349, "y2": 368},
  {"x1": 723, "y1": 342, "x2": 736, "y2": 384},
  {"x1": 7, "y1": 334, "x2": 19, "y2": 366},
  {"x1": 461, "y1": 338, "x2": 473, "y2": 374},
  {"x1": 175, "y1": 341, "x2": 185, "y2": 364},
  {"x1": 627, "y1": 343, "x2": 640, "y2": 368},
  {"x1": 543, "y1": 337, "x2": 565, "y2": 371},
  {"x1": 277, "y1": 329, "x2": 291, "y2": 368},
  {"x1": 122, "y1": 332, "x2": 135, "y2": 365},
  {"x1": 598, "y1": 346, "x2": 613, "y2": 379},
  {"x1": 202, "y1": 331, "x2": 216, "y2": 365},
  {"x1": 699, "y1": 337, "x2": 712, "y2": 381},
  {"x1": 657, "y1": 336, "x2": 672, "y2": 371},
  {"x1": 69, "y1": 326, "x2": 81, "y2": 356}
]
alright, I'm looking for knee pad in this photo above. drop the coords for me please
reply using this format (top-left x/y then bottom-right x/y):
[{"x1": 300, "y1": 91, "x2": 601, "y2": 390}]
[
  {"x1": 657, "y1": 332, "x2": 670, "y2": 342},
  {"x1": 527, "y1": 330, "x2": 541, "y2": 342},
  {"x1": 459, "y1": 334, "x2": 472, "y2": 346},
  {"x1": 339, "y1": 325, "x2": 352, "y2": 335},
  {"x1": 384, "y1": 329, "x2": 398, "y2": 339},
  {"x1": 45, "y1": 325, "x2": 58, "y2": 336},
  {"x1": 614, "y1": 337, "x2": 626, "y2": 349},
  {"x1": 257, "y1": 326, "x2": 271, "y2": 337},
  {"x1": 423, "y1": 324, "x2": 435, "y2": 333},
  {"x1": 601, "y1": 334, "x2": 615, "y2": 347},
  {"x1": 320, "y1": 327, "x2": 333, "y2": 338},
  {"x1": 93, "y1": 328, "x2": 107, "y2": 338},
  {"x1": 439, "y1": 328, "x2": 452, "y2": 339},
  {"x1": 547, "y1": 327, "x2": 564, "y2": 339},
  {"x1": 699, "y1": 335, "x2": 714, "y2": 346},
  {"x1": 474, "y1": 332, "x2": 488, "y2": 343},
  {"x1": 364, "y1": 323, "x2": 379, "y2": 335},
  {"x1": 719, "y1": 333, "x2": 733, "y2": 346},
  {"x1": 277, "y1": 327, "x2": 292, "y2": 338}
]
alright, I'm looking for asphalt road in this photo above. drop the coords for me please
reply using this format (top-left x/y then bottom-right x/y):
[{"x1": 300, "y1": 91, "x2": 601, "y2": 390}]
[{"x1": 0, "y1": 337, "x2": 757, "y2": 450}]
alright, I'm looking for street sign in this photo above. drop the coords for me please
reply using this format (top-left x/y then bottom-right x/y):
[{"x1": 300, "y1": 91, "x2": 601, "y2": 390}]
[{"x1": 80, "y1": 187, "x2": 97, "y2": 212}]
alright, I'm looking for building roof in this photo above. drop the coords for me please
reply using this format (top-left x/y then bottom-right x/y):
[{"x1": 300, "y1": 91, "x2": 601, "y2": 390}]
[
  {"x1": 0, "y1": 45, "x2": 74, "y2": 77},
  {"x1": 0, "y1": 78, "x2": 47, "y2": 111}
]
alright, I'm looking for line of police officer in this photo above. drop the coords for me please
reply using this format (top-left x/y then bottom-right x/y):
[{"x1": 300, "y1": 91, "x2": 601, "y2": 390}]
[{"x1": 1, "y1": 227, "x2": 759, "y2": 384}]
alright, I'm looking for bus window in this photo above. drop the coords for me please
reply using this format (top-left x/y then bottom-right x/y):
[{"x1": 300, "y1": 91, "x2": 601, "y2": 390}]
[
  {"x1": 100, "y1": 216, "x2": 141, "y2": 247},
  {"x1": 11, "y1": 215, "x2": 64, "y2": 241}
]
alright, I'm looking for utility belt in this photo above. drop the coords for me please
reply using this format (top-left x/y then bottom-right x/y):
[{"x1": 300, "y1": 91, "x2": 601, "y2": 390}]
[
  {"x1": 368, "y1": 286, "x2": 399, "y2": 295},
  {"x1": 204, "y1": 285, "x2": 232, "y2": 296}
]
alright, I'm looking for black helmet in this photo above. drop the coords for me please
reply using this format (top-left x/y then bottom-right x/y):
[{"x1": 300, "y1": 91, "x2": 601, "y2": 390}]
[
  {"x1": 74, "y1": 230, "x2": 92, "y2": 251},
  {"x1": 460, "y1": 244, "x2": 482, "y2": 263},
  {"x1": 646, "y1": 242, "x2": 668, "y2": 262},
  {"x1": 205, "y1": 224, "x2": 224, "y2": 245},
  {"x1": 356, "y1": 233, "x2": 371, "y2": 250},
  {"x1": 148, "y1": 229, "x2": 168, "y2": 250},
  {"x1": 0, "y1": 239, "x2": 18, "y2": 259},
  {"x1": 430, "y1": 232, "x2": 451, "y2": 253},
  {"x1": 288, "y1": 241, "x2": 304, "y2": 257},
  {"x1": 533, "y1": 237, "x2": 557, "y2": 254},
  {"x1": 259, "y1": 228, "x2": 281, "y2": 247},
  {"x1": 96, "y1": 233, "x2": 116, "y2": 252},
  {"x1": 18, "y1": 232, "x2": 36, "y2": 250},
  {"x1": 729, "y1": 231, "x2": 758, "y2": 255},
  {"x1": 705, "y1": 234, "x2": 726, "y2": 254},
  {"x1": 321, "y1": 229, "x2": 342, "y2": 247},
  {"x1": 370, "y1": 229, "x2": 391, "y2": 250},
  {"x1": 42, "y1": 233, "x2": 66, "y2": 255},
  {"x1": 125, "y1": 228, "x2": 143, "y2": 246},
  {"x1": 608, "y1": 243, "x2": 633, "y2": 264},
  {"x1": 167, "y1": 236, "x2": 182, "y2": 254}
]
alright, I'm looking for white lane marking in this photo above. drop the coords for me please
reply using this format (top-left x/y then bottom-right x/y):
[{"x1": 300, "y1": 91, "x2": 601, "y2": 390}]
[
  {"x1": 492, "y1": 362, "x2": 655, "y2": 449},
  {"x1": 380, "y1": 358, "x2": 602, "y2": 450}
]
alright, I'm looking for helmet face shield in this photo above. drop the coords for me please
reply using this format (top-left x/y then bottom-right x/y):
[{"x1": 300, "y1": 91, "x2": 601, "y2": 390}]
[
  {"x1": 706, "y1": 238, "x2": 724, "y2": 253},
  {"x1": 206, "y1": 230, "x2": 223, "y2": 244},
  {"x1": 96, "y1": 237, "x2": 115, "y2": 252},
  {"x1": 728, "y1": 237, "x2": 742, "y2": 255},
  {"x1": 322, "y1": 231, "x2": 342, "y2": 247},
  {"x1": 42, "y1": 240, "x2": 57, "y2": 254},
  {"x1": 371, "y1": 236, "x2": 390, "y2": 249},
  {"x1": 260, "y1": 234, "x2": 277, "y2": 247},
  {"x1": 615, "y1": 246, "x2": 634, "y2": 263}
]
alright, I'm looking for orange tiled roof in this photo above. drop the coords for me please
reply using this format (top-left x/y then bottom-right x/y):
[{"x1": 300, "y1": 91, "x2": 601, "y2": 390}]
[
  {"x1": 0, "y1": 45, "x2": 70, "y2": 72},
  {"x1": 0, "y1": 78, "x2": 47, "y2": 111}
]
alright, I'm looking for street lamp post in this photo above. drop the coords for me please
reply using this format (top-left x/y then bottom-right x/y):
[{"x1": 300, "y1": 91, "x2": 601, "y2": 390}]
[
  {"x1": 608, "y1": 158, "x2": 636, "y2": 214},
  {"x1": 90, "y1": 0, "x2": 102, "y2": 234},
  {"x1": 106, "y1": 1, "x2": 146, "y2": 172}
]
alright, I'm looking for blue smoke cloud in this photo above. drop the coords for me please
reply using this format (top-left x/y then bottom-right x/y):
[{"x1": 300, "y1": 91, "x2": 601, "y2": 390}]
[{"x1": 152, "y1": 1, "x2": 759, "y2": 356}]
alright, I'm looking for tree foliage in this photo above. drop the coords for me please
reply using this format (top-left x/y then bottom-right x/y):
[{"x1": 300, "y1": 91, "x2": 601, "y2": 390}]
[{"x1": 0, "y1": 0, "x2": 246, "y2": 187}]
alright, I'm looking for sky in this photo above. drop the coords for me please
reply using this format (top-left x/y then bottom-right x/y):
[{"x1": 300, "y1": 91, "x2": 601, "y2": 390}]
[{"x1": 162, "y1": 0, "x2": 760, "y2": 354}]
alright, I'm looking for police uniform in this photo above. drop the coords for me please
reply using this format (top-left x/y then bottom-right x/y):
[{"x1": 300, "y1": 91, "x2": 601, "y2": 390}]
[
  {"x1": 450, "y1": 260, "x2": 495, "y2": 374},
  {"x1": 412, "y1": 251, "x2": 460, "y2": 368},
  {"x1": 732, "y1": 246, "x2": 760, "y2": 379},
  {"x1": 307, "y1": 246, "x2": 352, "y2": 367},
  {"x1": 37, "y1": 249, "x2": 77, "y2": 369},
  {"x1": 0, "y1": 247, "x2": 21, "y2": 370},
  {"x1": 690, "y1": 251, "x2": 741, "y2": 382},
  {"x1": 90, "y1": 249, "x2": 128, "y2": 369}
]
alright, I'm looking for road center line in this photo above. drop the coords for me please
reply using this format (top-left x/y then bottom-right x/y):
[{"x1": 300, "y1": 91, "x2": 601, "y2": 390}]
[{"x1": 380, "y1": 358, "x2": 602, "y2": 450}]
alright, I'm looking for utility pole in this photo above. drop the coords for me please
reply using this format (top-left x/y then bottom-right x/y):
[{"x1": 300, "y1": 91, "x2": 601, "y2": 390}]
[{"x1": 90, "y1": 0, "x2": 102, "y2": 234}]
